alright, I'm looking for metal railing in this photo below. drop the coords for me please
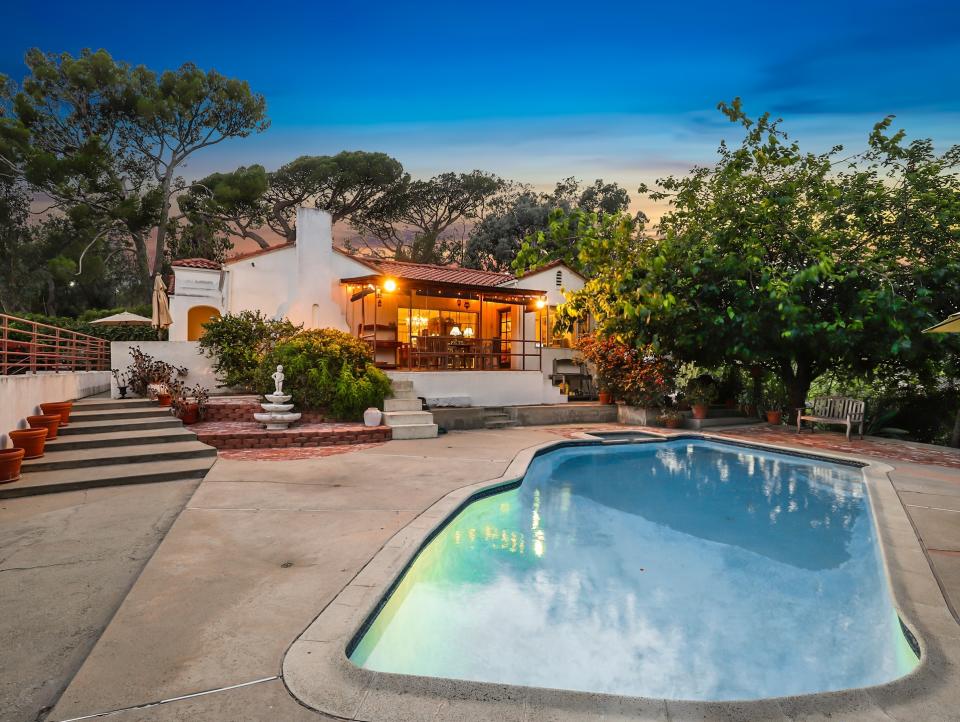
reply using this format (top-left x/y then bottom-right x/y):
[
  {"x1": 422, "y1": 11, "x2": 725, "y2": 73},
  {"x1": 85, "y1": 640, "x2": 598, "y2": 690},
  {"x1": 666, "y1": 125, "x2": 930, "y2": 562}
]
[{"x1": 1, "y1": 313, "x2": 110, "y2": 375}]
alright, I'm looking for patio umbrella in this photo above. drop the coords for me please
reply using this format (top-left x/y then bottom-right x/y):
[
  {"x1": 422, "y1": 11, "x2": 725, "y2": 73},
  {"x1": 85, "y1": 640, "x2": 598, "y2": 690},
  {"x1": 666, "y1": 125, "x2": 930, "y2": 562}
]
[
  {"x1": 923, "y1": 312, "x2": 960, "y2": 334},
  {"x1": 151, "y1": 275, "x2": 173, "y2": 330},
  {"x1": 89, "y1": 311, "x2": 153, "y2": 326}
]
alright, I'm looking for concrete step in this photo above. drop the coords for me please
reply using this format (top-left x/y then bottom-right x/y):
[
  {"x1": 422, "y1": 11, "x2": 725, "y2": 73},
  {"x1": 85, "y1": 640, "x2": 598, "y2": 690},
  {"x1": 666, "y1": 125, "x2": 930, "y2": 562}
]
[
  {"x1": 383, "y1": 398, "x2": 422, "y2": 412},
  {"x1": 68, "y1": 407, "x2": 171, "y2": 423},
  {"x1": 57, "y1": 417, "x2": 182, "y2": 436},
  {"x1": 388, "y1": 423, "x2": 439, "y2": 440},
  {"x1": 483, "y1": 407, "x2": 506, "y2": 415},
  {"x1": 71, "y1": 398, "x2": 157, "y2": 410},
  {"x1": 22, "y1": 441, "x2": 217, "y2": 472},
  {"x1": 44, "y1": 427, "x2": 197, "y2": 451},
  {"x1": 485, "y1": 419, "x2": 519, "y2": 429},
  {"x1": 391, "y1": 379, "x2": 415, "y2": 390},
  {"x1": 0, "y1": 460, "x2": 214, "y2": 499},
  {"x1": 382, "y1": 410, "x2": 435, "y2": 426}
]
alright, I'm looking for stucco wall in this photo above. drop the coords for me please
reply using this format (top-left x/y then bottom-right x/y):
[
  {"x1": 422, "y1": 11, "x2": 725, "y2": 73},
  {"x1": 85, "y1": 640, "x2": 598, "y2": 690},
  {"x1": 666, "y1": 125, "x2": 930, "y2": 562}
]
[
  {"x1": 0, "y1": 371, "x2": 110, "y2": 447},
  {"x1": 111, "y1": 341, "x2": 221, "y2": 398},
  {"x1": 386, "y1": 370, "x2": 559, "y2": 407}
]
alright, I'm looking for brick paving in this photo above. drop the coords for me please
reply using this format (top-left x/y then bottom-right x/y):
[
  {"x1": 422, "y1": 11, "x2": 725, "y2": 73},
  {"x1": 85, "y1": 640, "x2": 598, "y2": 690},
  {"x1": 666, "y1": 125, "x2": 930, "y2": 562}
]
[{"x1": 544, "y1": 422, "x2": 960, "y2": 469}]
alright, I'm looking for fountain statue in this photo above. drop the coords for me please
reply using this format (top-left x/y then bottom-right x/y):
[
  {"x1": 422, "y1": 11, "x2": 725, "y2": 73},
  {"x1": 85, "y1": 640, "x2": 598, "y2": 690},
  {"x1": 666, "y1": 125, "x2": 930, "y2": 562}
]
[{"x1": 253, "y1": 365, "x2": 302, "y2": 430}]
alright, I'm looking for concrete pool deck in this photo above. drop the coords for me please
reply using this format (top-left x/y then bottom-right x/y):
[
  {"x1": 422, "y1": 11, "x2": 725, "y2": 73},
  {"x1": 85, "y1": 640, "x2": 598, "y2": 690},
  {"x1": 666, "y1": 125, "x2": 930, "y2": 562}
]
[{"x1": 37, "y1": 425, "x2": 960, "y2": 721}]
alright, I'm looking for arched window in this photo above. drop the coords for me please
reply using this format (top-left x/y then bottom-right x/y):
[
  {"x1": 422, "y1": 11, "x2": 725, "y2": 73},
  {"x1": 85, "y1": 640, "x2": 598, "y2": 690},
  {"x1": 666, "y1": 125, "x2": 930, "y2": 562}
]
[{"x1": 187, "y1": 306, "x2": 221, "y2": 341}]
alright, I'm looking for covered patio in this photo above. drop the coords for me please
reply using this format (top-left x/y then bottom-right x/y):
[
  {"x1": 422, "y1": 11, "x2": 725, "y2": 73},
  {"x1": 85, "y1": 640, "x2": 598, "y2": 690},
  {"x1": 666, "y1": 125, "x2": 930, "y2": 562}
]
[{"x1": 340, "y1": 259, "x2": 549, "y2": 372}]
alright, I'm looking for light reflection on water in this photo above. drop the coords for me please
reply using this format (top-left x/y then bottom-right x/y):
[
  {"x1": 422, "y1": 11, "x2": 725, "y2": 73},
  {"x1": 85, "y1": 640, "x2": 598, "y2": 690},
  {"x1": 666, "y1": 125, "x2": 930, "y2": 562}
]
[{"x1": 350, "y1": 440, "x2": 918, "y2": 700}]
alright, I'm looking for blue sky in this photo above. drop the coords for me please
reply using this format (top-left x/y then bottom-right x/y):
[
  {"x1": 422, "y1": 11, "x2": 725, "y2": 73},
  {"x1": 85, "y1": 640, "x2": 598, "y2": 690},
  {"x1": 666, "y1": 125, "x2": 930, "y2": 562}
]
[{"x1": 4, "y1": 0, "x2": 959, "y2": 220}]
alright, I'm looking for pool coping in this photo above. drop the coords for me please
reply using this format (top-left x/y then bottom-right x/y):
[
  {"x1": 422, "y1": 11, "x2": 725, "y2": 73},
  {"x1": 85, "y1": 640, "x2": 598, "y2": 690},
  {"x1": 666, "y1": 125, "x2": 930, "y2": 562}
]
[{"x1": 281, "y1": 432, "x2": 960, "y2": 721}]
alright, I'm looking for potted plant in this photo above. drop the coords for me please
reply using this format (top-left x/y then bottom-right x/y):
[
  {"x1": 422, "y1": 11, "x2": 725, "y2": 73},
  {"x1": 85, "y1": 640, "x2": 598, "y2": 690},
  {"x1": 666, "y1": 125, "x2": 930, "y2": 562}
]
[
  {"x1": 9, "y1": 427, "x2": 48, "y2": 459},
  {"x1": 170, "y1": 381, "x2": 209, "y2": 425},
  {"x1": 112, "y1": 369, "x2": 129, "y2": 398},
  {"x1": 658, "y1": 410, "x2": 685, "y2": 429},
  {"x1": 684, "y1": 378, "x2": 717, "y2": 420},
  {"x1": 598, "y1": 387, "x2": 613, "y2": 405},
  {"x1": 126, "y1": 347, "x2": 187, "y2": 400},
  {"x1": 155, "y1": 385, "x2": 173, "y2": 407},
  {"x1": 0, "y1": 447, "x2": 25, "y2": 483},
  {"x1": 39, "y1": 401, "x2": 73, "y2": 426},
  {"x1": 763, "y1": 378, "x2": 789, "y2": 425},
  {"x1": 27, "y1": 414, "x2": 61, "y2": 439}
]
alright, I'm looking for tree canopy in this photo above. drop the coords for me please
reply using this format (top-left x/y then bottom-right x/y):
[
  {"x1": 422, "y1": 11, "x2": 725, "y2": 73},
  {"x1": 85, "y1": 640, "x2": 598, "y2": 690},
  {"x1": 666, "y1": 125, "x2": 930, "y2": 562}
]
[{"x1": 557, "y1": 99, "x2": 960, "y2": 411}]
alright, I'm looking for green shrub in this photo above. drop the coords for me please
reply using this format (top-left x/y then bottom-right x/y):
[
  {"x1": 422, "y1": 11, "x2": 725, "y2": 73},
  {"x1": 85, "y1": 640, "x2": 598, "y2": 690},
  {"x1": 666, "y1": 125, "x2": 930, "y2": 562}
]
[
  {"x1": 198, "y1": 311, "x2": 301, "y2": 390},
  {"x1": 260, "y1": 328, "x2": 392, "y2": 420}
]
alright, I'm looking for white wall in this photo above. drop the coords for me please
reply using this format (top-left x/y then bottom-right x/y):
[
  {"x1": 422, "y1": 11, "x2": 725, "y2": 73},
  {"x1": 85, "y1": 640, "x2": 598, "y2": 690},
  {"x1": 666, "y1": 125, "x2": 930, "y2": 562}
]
[
  {"x1": 386, "y1": 371, "x2": 559, "y2": 407},
  {"x1": 0, "y1": 371, "x2": 110, "y2": 447},
  {"x1": 111, "y1": 341, "x2": 221, "y2": 398},
  {"x1": 168, "y1": 267, "x2": 225, "y2": 341},
  {"x1": 511, "y1": 264, "x2": 585, "y2": 306}
]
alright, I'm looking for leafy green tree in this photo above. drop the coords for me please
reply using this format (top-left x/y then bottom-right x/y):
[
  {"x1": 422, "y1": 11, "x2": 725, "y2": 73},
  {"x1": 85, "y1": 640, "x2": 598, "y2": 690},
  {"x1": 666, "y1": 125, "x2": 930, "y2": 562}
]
[
  {"x1": 352, "y1": 170, "x2": 503, "y2": 263},
  {"x1": 467, "y1": 177, "x2": 632, "y2": 271},
  {"x1": 198, "y1": 310, "x2": 301, "y2": 390},
  {"x1": 557, "y1": 99, "x2": 960, "y2": 416}
]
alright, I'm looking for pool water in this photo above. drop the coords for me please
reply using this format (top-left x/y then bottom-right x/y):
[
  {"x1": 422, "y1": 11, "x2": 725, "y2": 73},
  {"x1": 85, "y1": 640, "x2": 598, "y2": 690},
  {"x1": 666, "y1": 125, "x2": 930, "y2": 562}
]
[{"x1": 350, "y1": 440, "x2": 918, "y2": 700}]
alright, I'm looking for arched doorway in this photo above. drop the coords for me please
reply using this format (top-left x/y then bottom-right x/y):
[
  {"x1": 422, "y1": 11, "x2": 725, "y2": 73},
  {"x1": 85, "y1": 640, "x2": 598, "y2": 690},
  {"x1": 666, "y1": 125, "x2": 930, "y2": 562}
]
[{"x1": 187, "y1": 305, "x2": 221, "y2": 341}]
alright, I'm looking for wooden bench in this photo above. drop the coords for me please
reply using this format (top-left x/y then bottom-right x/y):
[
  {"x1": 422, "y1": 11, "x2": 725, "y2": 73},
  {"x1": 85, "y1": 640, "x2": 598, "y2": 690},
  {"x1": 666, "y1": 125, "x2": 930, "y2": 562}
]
[{"x1": 796, "y1": 396, "x2": 865, "y2": 441}]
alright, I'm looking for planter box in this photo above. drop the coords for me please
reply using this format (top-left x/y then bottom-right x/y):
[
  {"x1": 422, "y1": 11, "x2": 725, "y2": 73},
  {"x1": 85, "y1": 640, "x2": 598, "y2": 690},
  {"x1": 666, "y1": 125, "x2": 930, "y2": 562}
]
[{"x1": 616, "y1": 405, "x2": 661, "y2": 426}]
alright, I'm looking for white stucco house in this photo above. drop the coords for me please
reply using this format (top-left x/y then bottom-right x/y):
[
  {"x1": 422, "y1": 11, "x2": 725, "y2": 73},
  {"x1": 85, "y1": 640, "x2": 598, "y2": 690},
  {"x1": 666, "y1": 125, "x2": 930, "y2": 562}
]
[{"x1": 166, "y1": 207, "x2": 590, "y2": 407}]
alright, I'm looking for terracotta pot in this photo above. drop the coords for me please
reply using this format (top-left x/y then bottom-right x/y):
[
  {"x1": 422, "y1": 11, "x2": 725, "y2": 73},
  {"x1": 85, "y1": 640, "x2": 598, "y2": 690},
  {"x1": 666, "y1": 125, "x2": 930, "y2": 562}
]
[
  {"x1": 767, "y1": 410, "x2": 783, "y2": 425},
  {"x1": 0, "y1": 447, "x2": 25, "y2": 483},
  {"x1": 9, "y1": 427, "x2": 48, "y2": 459},
  {"x1": 598, "y1": 391, "x2": 612, "y2": 405},
  {"x1": 27, "y1": 414, "x2": 61, "y2": 440},
  {"x1": 692, "y1": 403, "x2": 709, "y2": 420},
  {"x1": 178, "y1": 403, "x2": 199, "y2": 425},
  {"x1": 40, "y1": 401, "x2": 72, "y2": 427},
  {"x1": 156, "y1": 392, "x2": 172, "y2": 407}
]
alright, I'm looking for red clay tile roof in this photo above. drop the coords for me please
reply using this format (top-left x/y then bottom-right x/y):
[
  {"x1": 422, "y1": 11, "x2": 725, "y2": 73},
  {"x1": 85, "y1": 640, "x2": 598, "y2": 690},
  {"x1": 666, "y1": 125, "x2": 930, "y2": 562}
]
[
  {"x1": 224, "y1": 243, "x2": 296, "y2": 264},
  {"x1": 336, "y1": 249, "x2": 516, "y2": 289},
  {"x1": 170, "y1": 258, "x2": 221, "y2": 270}
]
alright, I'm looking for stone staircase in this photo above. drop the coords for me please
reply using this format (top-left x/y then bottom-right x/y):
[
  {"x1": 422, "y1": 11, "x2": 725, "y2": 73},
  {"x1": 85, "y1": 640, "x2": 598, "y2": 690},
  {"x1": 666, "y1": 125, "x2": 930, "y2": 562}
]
[
  {"x1": 0, "y1": 397, "x2": 216, "y2": 499},
  {"x1": 483, "y1": 406, "x2": 519, "y2": 429},
  {"x1": 381, "y1": 380, "x2": 438, "y2": 439}
]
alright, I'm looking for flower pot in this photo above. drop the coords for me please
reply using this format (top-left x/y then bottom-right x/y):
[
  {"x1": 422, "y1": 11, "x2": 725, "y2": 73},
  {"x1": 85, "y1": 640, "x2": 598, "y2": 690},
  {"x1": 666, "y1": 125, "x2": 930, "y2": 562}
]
[
  {"x1": 363, "y1": 407, "x2": 383, "y2": 427},
  {"x1": 0, "y1": 447, "x2": 25, "y2": 483},
  {"x1": 766, "y1": 410, "x2": 783, "y2": 425},
  {"x1": 40, "y1": 401, "x2": 72, "y2": 427},
  {"x1": 156, "y1": 392, "x2": 172, "y2": 407},
  {"x1": 117, "y1": 385, "x2": 128, "y2": 399},
  {"x1": 9, "y1": 427, "x2": 48, "y2": 459},
  {"x1": 692, "y1": 403, "x2": 709, "y2": 420},
  {"x1": 27, "y1": 414, "x2": 61, "y2": 440},
  {"x1": 598, "y1": 391, "x2": 612, "y2": 405},
  {"x1": 178, "y1": 402, "x2": 199, "y2": 425}
]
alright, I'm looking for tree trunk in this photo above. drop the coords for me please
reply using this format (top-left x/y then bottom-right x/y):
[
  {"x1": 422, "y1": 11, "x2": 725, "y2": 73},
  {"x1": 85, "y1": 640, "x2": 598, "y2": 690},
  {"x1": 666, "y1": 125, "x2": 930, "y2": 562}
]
[
  {"x1": 782, "y1": 360, "x2": 814, "y2": 424},
  {"x1": 45, "y1": 277, "x2": 56, "y2": 317},
  {"x1": 951, "y1": 406, "x2": 960, "y2": 448},
  {"x1": 130, "y1": 232, "x2": 151, "y2": 303},
  {"x1": 152, "y1": 171, "x2": 175, "y2": 277}
]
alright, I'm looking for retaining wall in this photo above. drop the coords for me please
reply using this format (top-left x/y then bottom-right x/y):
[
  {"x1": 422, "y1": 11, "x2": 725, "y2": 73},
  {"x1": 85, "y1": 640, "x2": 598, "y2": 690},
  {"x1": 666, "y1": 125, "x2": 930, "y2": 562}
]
[{"x1": 0, "y1": 371, "x2": 110, "y2": 447}]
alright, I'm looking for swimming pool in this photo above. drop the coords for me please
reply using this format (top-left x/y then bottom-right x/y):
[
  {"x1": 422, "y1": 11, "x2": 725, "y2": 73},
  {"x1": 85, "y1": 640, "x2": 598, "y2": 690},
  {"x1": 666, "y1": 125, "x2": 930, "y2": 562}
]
[{"x1": 349, "y1": 439, "x2": 918, "y2": 701}]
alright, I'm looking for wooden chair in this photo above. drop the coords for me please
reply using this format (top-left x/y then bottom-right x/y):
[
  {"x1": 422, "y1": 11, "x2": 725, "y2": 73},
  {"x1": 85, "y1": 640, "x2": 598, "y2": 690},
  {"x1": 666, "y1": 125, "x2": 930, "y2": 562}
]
[{"x1": 796, "y1": 396, "x2": 865, "y2": 441}]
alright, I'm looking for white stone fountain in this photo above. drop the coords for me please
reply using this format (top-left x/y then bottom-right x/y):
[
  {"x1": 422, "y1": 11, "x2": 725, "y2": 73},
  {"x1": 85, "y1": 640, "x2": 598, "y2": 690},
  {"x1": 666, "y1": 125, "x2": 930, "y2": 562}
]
[{"x1": 254, "y1": 365, "x2": 302, "y2": 430}]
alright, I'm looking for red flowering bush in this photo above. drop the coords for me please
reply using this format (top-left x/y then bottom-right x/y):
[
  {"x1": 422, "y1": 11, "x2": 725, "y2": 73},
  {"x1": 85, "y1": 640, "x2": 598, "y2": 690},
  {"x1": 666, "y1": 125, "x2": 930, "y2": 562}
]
[{"x1": 578, "y1": 335, "x2": 676, "y2": 407}]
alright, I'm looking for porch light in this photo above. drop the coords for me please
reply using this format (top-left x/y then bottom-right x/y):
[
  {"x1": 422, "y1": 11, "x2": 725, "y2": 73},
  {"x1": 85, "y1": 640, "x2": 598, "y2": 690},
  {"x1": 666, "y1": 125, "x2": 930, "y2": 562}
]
[
  {"x1": 536, "y1": 298, "x2": 546, "y2": 309},
  {"x1": 383, "y1": 278, "x2": 397, "y2": 293},
  {"x1": 450, "y1": 326, "x2": 462, "y2": 336}
]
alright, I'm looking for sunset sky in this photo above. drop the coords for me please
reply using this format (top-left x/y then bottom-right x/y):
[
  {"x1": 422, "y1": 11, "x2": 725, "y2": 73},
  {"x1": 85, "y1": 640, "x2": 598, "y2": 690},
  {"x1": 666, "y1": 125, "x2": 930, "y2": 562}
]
[{"x1": 4, "y1": 0, "x2": 959, "y2": 223}]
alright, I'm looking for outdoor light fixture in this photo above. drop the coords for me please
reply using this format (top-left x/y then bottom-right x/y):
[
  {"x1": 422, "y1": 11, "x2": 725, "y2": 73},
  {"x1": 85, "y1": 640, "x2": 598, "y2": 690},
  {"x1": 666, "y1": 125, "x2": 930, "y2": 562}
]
[
  {"x1": 536, "y1": 298, "x2": 546, "y2": 309},
  {"x1": 383, "y1": 278, "x2": 397, "y2": 292}
]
